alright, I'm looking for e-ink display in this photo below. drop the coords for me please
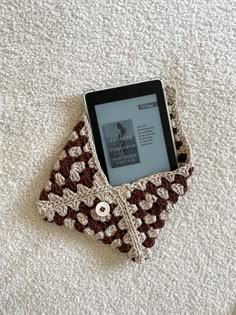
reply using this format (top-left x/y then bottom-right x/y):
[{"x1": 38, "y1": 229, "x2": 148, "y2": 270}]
[{"x1": 95, "y1": 94, "x2": 171, "y2": 186}]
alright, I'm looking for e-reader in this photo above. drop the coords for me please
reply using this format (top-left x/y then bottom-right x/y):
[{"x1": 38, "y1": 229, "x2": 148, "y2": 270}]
[{"x1": 84, "y1": 80, "x2": 177, "y2": 187}]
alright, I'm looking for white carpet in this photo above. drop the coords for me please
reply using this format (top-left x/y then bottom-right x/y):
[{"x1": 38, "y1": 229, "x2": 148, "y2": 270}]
[{"x1": 0, "y1": 1, "x2": 235, "y2": 314}]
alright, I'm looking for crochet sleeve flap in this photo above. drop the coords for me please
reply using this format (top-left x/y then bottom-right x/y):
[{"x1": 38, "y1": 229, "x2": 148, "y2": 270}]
[{"x1": 37, "y1": 86, "x2": 193, "y2": 263}]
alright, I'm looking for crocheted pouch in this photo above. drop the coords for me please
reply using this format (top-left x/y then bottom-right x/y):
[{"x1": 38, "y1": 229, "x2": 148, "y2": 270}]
[{"x1": 37, "y1": 86, "x2": 193, "y2": 263}]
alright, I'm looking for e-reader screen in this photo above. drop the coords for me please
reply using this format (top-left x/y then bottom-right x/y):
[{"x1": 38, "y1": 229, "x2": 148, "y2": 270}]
[{"x1": 95, "y1": 94, "x2": 171, "y2": 186}]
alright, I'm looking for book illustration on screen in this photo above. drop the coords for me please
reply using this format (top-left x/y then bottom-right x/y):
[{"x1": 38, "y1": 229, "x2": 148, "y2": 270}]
[{"x1": 102, "y1": 119, "x2": 140, "y2": 168}]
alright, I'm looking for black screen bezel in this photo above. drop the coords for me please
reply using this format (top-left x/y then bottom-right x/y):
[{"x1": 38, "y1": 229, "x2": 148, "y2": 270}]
[{"x1": 85, "y1": 80, "x2": 178, "y2": 185}]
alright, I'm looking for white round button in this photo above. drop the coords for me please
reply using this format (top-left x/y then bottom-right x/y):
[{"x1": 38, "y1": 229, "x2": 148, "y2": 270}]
[{"x1": 95, "y1": 202, "x2": 110, "y2": 217}]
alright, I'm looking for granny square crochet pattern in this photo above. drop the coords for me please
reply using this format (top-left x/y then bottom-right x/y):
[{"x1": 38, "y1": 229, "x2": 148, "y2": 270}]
[{"x1": 37, "y1": 86, "x2": 193, "y2": 263}]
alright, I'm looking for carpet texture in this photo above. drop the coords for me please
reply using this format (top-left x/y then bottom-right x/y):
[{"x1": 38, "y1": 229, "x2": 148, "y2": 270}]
[{"x1": 0, "y1": 1, "x2": 235, "y2": 314}]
